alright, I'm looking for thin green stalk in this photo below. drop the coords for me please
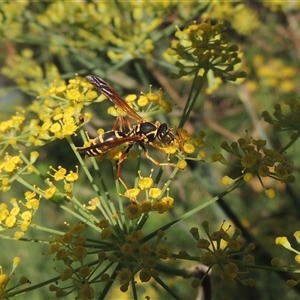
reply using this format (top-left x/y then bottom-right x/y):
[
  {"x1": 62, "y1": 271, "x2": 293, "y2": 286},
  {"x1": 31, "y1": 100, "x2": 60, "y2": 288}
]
[
  {"x1": 154, "y1": 276, "x2": 182, "y2": 300},
  {"x1": 179, "y1": 69, "x2": 208, "y2": 128}
]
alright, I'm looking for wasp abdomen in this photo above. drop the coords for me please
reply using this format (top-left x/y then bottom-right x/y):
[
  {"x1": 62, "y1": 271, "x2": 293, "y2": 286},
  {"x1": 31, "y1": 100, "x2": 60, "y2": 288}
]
[{"x1": 84, "y1": 130, "x2": 127, "y2": 157}]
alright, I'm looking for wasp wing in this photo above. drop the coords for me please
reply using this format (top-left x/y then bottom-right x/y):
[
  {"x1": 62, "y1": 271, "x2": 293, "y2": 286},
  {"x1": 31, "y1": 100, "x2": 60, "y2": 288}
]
[
  {"x1": 86, "y1": 75, "x2": 143, "y2": 122},
  {"x1": 78, "y1": 134, "x2": 145, "y2": 157}
]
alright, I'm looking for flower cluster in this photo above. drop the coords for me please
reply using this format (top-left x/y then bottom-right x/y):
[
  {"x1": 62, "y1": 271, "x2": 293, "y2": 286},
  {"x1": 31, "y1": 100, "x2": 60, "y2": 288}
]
[
  {"x1": 164, "y1": 20, "x2": 246, "y2": 90},
  {"x1": 274, "y1": 232, "x2": 300, "y2": 287},
  {"x1": 262, "y1": 0, "x2": 300, "y2": 12},
  {"x1": 107, "y1": 88, "x2": 172, "y2": 119},
  {"x1": 202, "y1": 3, "x2": 260, "y2": 35},
  {"x1": 48, "y1": 223, "x2": 174, "y2": 298},
  {"x1": 247, "y1": 56, "x2": 298, "y2": 95},
  {"x1": 0, "y1": 257, "x2": 30, "y2": 299},
  {"x1": 11, "y1": 1, "x2": 170, "y2": 63},
  {"x1": 1, "y1": 48, "x2": 63, "y2": 96},
  {"x1": 0, "y1": 194, "x2": 39, "y2": 239},
  {"x1": 213, "y1": 136, "x2": 295, "y2": 198},
  {"x1": 0, "y1": 151, "x2": 38, "y2": 191},
  {"x1": 189, "y1": 221, "x2": 255, "y2": 287},
  {"x1": 262, "y1": 99, "x2": 300, "y2": 133}
]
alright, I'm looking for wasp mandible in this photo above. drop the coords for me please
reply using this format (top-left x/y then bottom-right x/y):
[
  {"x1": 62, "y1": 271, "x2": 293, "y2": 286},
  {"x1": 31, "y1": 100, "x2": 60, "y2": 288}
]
[{"x1": 78, "y1": 75, "x2": 181, "y2": 181}]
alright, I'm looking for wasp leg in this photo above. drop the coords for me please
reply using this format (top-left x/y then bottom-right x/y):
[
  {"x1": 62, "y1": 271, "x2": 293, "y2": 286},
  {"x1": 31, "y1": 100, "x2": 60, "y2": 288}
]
[
  {"x1": 115, "y1": 143, "x2": 134, "y2": 189},
  {"x1": 140, "y1": 143, "x2": 180, "y2": 169}
]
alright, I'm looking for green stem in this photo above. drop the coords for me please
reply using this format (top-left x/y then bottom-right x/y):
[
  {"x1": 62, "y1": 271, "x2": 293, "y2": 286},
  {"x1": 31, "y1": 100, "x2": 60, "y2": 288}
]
[
  {"x1": 279, "y1": 130, "x2": 300, "y2": 153},
  {"x1": 179, "y1": 69, "x2": 208, "y2": 128},
  {"x1": 154, "y1": 276, "x2": 181, "y2": 300}
]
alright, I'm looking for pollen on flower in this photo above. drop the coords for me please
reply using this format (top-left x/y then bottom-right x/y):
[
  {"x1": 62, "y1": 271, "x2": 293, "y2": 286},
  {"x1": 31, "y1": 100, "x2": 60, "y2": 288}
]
[
  {"x1": 25, "y1": 198, "x2": 40, "y2": 209},
  {"x1": 139, "y1": 268, "x2": 151, "y2": 282},
  {"x1": 49, "y1": 122, "x2": 61, "y2": 133},
  {"x1": 137, "y1": 95, "x2": 149, "y2": 107},
  {"x1": 124, "y1": 188, "x2": 140, "y2": 199},
  {"x1": 125, "y1": 94, "x2": 137, "y2": 102},
  {"x1": 126, "y1": 203, "x2": 142, "y2": 219},
  {"x1": 117, "y1": 268, "x2": 132, "y2": 285},
  {"x1": 43, "y1": 182, "x2": 57, "y2": 199},
  {"x1": 126, "y1": 230, "x2": 144, "y2": 242},
  {"x1": 149, "y1": 188, "x2": 161, "y2": 199},
  {"x1": 140, "y1": 200, "x2": 152, "y2": 212},
  {"x1": 197, "y1": 150, "x2": 206, "y2": 159},
  {"x1": 51, "y1": 166, "x2": 67, "y2": 181},
  {"x1": 66, "y1": 89, "x2": 83, "y2": 101},
  {"x1": 155, "y1": 245, "x2": 172, "y2": 259},
  {"x1": 101, "y1": 228, "x2": 112, "y2": 239},
  {"x1": 0, "y1": 273, "x2": 9, "y2": 287},
  {"x1": 140, "y1": 244, "x2": 153, "y2": 257},
  {"x1": 86, "y1": 90, "x2": 98, "y2": 100},
  {"x1": 183, "y1": 143, "x2": 195, "y2": 154},
  {"x1": 62, "y1": 118, "x2": 77, "y2": 136},
  {"x1": 138, "y1": 176, "x2": 153, "y2": 190},
  {"x1": 222, "y1": 175, "x2": 234, "y2": 185},
  {"x1": 243, "y1": 173, "x2": 253, "y2": 182},
  {"x1": 65, "y1": 167, "x2": 79, "y2": 182},
  {"x1": 14, "y1": 231, "x2": 24, "y2": 239},
  {"x1": 0, "y1": 154, "x2": 23, "y2": 173},
  {"x1": 294, "y1": 255, "x2": 300, "y2": 264},
  {"x1": 121, "y1": 243, "x2": 133, "y2": 256},
  {"x1": 275, "y1": 236, "x2": 293, "y2": 251},
  {"x1": 287, "y1": 279, "x2": 298, "y2": 288},
  {"x1": 265, "y1": 188, "x2": 275, "y2": 199},
  {"x1": 177, "y1": 160, "x2": 187, "y2": 170},
  {"x1": 5, "y1": 215, "x2": 17, "y2": 227},
  {"x1": 152, "y1": 201, "x2": 168, "y2": 214},
  {"x1": 106, "y1": 148, "x2": 122, "y2": 160},
  {"x1": 293, "y1": 231, "x2": 300, "y2": 244},
  {"x1": 98, "y1": 219, "x2": 109, "y2": 229},
  {"x1": 161, "y1": 196, "x2": 174, "y2": 208},
  {"x1": 30, "y1": 151, "x2": 39, "y2": 163}
]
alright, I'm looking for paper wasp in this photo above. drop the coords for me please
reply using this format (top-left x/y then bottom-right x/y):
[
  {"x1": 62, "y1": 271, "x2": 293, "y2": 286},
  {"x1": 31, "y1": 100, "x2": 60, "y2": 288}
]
[{"x1": 78, "y1": 75, "x2": 181, "y2": 182}]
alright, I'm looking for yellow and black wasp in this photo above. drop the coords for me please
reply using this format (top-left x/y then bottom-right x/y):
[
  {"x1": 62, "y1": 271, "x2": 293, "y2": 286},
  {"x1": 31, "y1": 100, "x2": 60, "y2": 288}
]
[{"x1": 78, "y1": 75, "x2": 181, "y2": 180}]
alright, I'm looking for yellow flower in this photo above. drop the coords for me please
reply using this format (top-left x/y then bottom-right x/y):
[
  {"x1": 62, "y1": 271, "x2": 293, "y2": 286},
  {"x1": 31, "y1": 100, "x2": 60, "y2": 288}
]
[
  {"x1": 222, "y1": 175, "x2": 234, "y2": 185},
  {"x1": 117, "y1": 268, "x2": 132, "y2": 285},
  {"x1": 65, "y1": 169, "x2": 79, "y2": 182},
  {"x1": 66, "y1": 89, "x2": 82, "y2": 101},
  {"x1": 161, "y1": 196, "x2": 174, "y2": 208},
  {"x1": 44, "y1": 183, "x2": 57, "y2": 199},
  {"x1": 243, "y1": 173, "x2": 253, "y2": 183},
  {"x1": 121, "y1": 243, "x2": 133, "y2": 256},
  {"x1": 183, "y1": 143, "x2": 195, "y2": 154},
  {"x1": 139, "y1": 268, "x2": 151, "y2": 282},
  {"x1": 124, "y1": 188, "x2": 140, "y2": 199},
  {"x1": 126, "y1": 230, "x2": 144, "y2": 242},
  {"x1": 98, "y1": 219, "x2": 109, "y2": 229},
  {"x1": 138, "y1": 177, "x2": 153, "y2": 190},
  {"x1": 149, "y1": 188, "x2": 161, "y2": 199},
  {"x1": 155, "y1": 245, "x2": 172, "y2": 259},
  {"x1": 275, "y1": 237, "x2": 294, "y2": 251},
  {"x1": 53, "y1": 167, "x2": 67, "y2": 181},
  {"x1": 265, "y1": 189, "x2": 275, "y2": 199},
  {"x1": 5, "y1": 215, "x2": 17, "y2": 227},
  {"x1": 140, "y1": 200, "x2": 152, "y2": 212}
]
